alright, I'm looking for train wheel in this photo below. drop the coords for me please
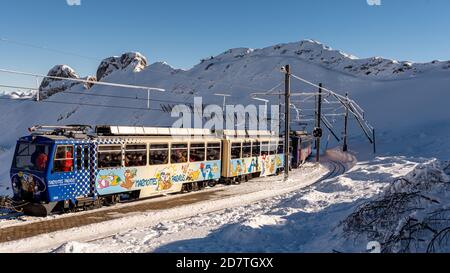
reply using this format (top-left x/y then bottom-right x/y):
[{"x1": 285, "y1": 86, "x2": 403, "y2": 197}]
[
  {"x1": 234, "y1": 177, "x2": 242, "y2": 185},
  {"x1": 224, "y1": 178, "x2": 233, "y2": 186},
  {"x1": 252, "y1": 172, "x2": 261, "y2": 179},
  {"x1": 198, "y1": 182, "x2": 206, "y2": 191},
  {"x1": 192, "y1": 182, "x2": 200, "y2": 192},
  {"x1": 208, "y1": 180, "x2": 218, "y2": 188},
  {"x1": 62, "y1": 200, "x2": 76, "y2": 214},
  {"x1": 183, "y1": 183, "x2": 193, "y2": 193},
  {"x1": 104, "y1": 195, "x2": 120, "y2": 206}
]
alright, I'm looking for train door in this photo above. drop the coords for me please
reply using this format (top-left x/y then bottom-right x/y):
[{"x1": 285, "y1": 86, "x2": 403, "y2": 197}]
[
  {"x1": 47, "y1": 144, "x2": 76, "y2": 202},
  {"x1": 74, "y1": 143, "x2": 93, "y2": 197},
  {"x1": 221, "y1": 140, "x2": 230, "y2": 178}
]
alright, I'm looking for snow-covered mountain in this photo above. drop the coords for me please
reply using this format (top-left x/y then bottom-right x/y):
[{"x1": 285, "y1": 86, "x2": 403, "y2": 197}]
[{"x1": 1, "y1": 39, "x2": 450, "y2": 195}]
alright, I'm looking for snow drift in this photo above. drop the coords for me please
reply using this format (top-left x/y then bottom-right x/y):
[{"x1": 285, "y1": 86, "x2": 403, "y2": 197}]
[{"x1": 343, "y1": 160, "x2": 450, "y2": 253}]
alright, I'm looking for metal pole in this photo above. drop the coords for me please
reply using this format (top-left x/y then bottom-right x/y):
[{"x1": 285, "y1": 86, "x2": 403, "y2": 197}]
[
  {"x1": 373, "y1": 129, "x2": 377, "y2": 154},
  {"x1": 316, "y1": 83, "x2": 323, "y2": 162},
  {"x1": 284, "y1": 65, "x2": 291, "y2": 180},
  {"x1": 343, "y1": 93, "x2": 349, "y2": 152},
  {"x1": 223, "y1": 97, "x2": 226, "y2": 113},
  {"x1": 35, "y1": 77, "x2": 40, "y2": 102}
]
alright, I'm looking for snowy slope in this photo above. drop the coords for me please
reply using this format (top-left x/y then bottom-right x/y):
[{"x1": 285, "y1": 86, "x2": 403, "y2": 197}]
[{"x1": 1, "y1": 39, "x2": 450, "y2": 196}]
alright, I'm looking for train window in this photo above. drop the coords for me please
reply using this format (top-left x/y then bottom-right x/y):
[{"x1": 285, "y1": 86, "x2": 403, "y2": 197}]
[
  {"x1": 252, "y1": 141, "x2": 260, "y2": 157},
  {"x1": 53, "y1": 145, "x2": 74, "y2": 173},
  {"x1": 269, "y1": 141, "x2": 277, "y2": 155},
  {"x1": 278, "y1": 142, "x2": 284, "y2": 154},
  {"x1": 206, "y1": 143, "x2": 221, "y2": 161},
  {"x1": 76, "y1": 146, "x2": 83, "y2": 170},
  {"x1": 231, "y1": 142, "x2": 242, "y2": 159},
  {"x1": 261, "y1": 142, "x2": 269, "y2": 156},
  {"x1": 14, "y1": 143, "x2": 50, "y2": 172},
  {"x1": 189, "y1": 143, "x2": 205, "y2": 162},
  {"x1": 98, "y1": 145, "x2": 122, "y2": 169},
  {"x1": 242, "y1": 142, "x2": 252, "y2": 158},
  {"x1": 149, "y1": 144, "x2": 169, "y2": 165},
  {"x1": 150, "y1": 144, "x2": 169, "y2": 165},
  {"x1": 75, "y1": 146, "x2": 90, "y2": 170},
  {"x1": 171, "y1": 143, "x2": 188, "y2": 164},
  {"x1": 84, "y1": 147, "x2": 90, "y2": 169},
  {"x1": 125, "y1": 144, "x2": 147, "y2": 167}
]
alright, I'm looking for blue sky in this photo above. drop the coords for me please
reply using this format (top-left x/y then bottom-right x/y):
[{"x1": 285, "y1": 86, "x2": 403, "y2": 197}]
[{"x1": 1, "y1": 0, "x2": 450, "y2": 86}]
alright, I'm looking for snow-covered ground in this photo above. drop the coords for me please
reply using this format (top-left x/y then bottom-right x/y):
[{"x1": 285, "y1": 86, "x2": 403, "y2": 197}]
[
  {"x1": 1, "y1": 152, "x2": 429, "y2": 253},
  {"x1": 3, "y1": 149, "x2": 446, "y2": 253},
  {"x1": 1, "y1": 39, "x2": 450, "y2": 252}
]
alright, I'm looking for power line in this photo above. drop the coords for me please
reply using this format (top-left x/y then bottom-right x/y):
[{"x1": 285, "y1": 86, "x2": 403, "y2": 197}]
[
  {"x1": 0, "y1": 83, "x2": 230, "y2": 106},
  {"x1": 0, "y1": 96, "x2": 163, "y2": 112},
  {"x1": 0, "y1": 68, "x2": 165, "y2": 92},
  {"x1": 0, "y1": 67, "x2": 286, "y2": 102},
  {"x1": 0, "y1": 37, "x2": 101, "y2": 62}
]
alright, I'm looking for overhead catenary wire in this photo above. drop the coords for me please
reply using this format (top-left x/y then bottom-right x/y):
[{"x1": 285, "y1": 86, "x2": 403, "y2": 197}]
[
  {"x1": 290, "y1": 73, "x2": 369, "y2": 121},
  {"x1": 0, "y1": 37, "x2": 101, "y2": 62},
  {"x1": 0, "y1": 67, "x2": 288, "y2": 106},
  {"x1": 0, "y1": 68, "x2": 166, "y2": 92},
  {"x1": 0, "y1": 83, "x2": 278, "y2": 109},
  {"x1": 0, "y1": 90, "x2": 237, "y2": 118},
  {"x1": 0, "y1": 84, "x2": 199, "y2": 105},
  {"x1": 290, "y1": 73, "x2": 372, "y2": 126},
  {"x1": 0, "y1": 96, "x2": 163, "y2": 111}
]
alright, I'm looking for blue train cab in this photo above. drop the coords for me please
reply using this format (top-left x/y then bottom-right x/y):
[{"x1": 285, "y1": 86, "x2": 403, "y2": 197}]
[{"x1": 10, "y1": 126, "x2": 94, "y2": 216}]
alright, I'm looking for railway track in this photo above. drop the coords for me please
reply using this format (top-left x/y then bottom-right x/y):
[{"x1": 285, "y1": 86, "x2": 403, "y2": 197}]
[
  {"x1": 0, "y1": 152, "x2": 353, "y2": 247},
  {"x1": 320, "y1": 160, "x2": 347, "y2": 182}
]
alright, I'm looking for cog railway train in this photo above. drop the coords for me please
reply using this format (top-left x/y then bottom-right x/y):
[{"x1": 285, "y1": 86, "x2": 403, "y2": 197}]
[{"x1": 10, "y1": 125, "x2": 313, "y2": 216}]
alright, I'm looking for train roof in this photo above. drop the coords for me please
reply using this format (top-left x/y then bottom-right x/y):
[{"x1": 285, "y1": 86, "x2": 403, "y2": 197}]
[
  {"x1": 18, "y1": 135, "x2": 89, "y2": 143},
  {"x1": 97, "y1": 126, "x2": 214, "y2": 137},
  {"x1": 25, "y1": 125, "x2": 282, "y2": 140},
  {"x1": 97, "y1": 126, "x2": 277, "y2": 138}
]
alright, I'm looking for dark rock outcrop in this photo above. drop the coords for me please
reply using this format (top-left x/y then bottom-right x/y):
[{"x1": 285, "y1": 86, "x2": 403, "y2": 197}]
[
  {"x1": 39, "y1": 65, "x2": 80, "y2": 99},
  {"x1": 96, "y1": 52, "x2": 148, "y2": 81}
]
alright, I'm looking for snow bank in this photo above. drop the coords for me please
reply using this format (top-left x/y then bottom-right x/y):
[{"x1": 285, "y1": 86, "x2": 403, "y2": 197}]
[{"x1": 343, "y1": 160, "x2": 450, "y2": 253}]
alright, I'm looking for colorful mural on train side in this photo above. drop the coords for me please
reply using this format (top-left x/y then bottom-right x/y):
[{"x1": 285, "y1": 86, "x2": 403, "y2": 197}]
[
  {"x1": 229, "y1": 155, "x2": 284, "y2": 177},
  {"x1": 95, "y1": 161, "x2": 221, "y2": 195}
]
